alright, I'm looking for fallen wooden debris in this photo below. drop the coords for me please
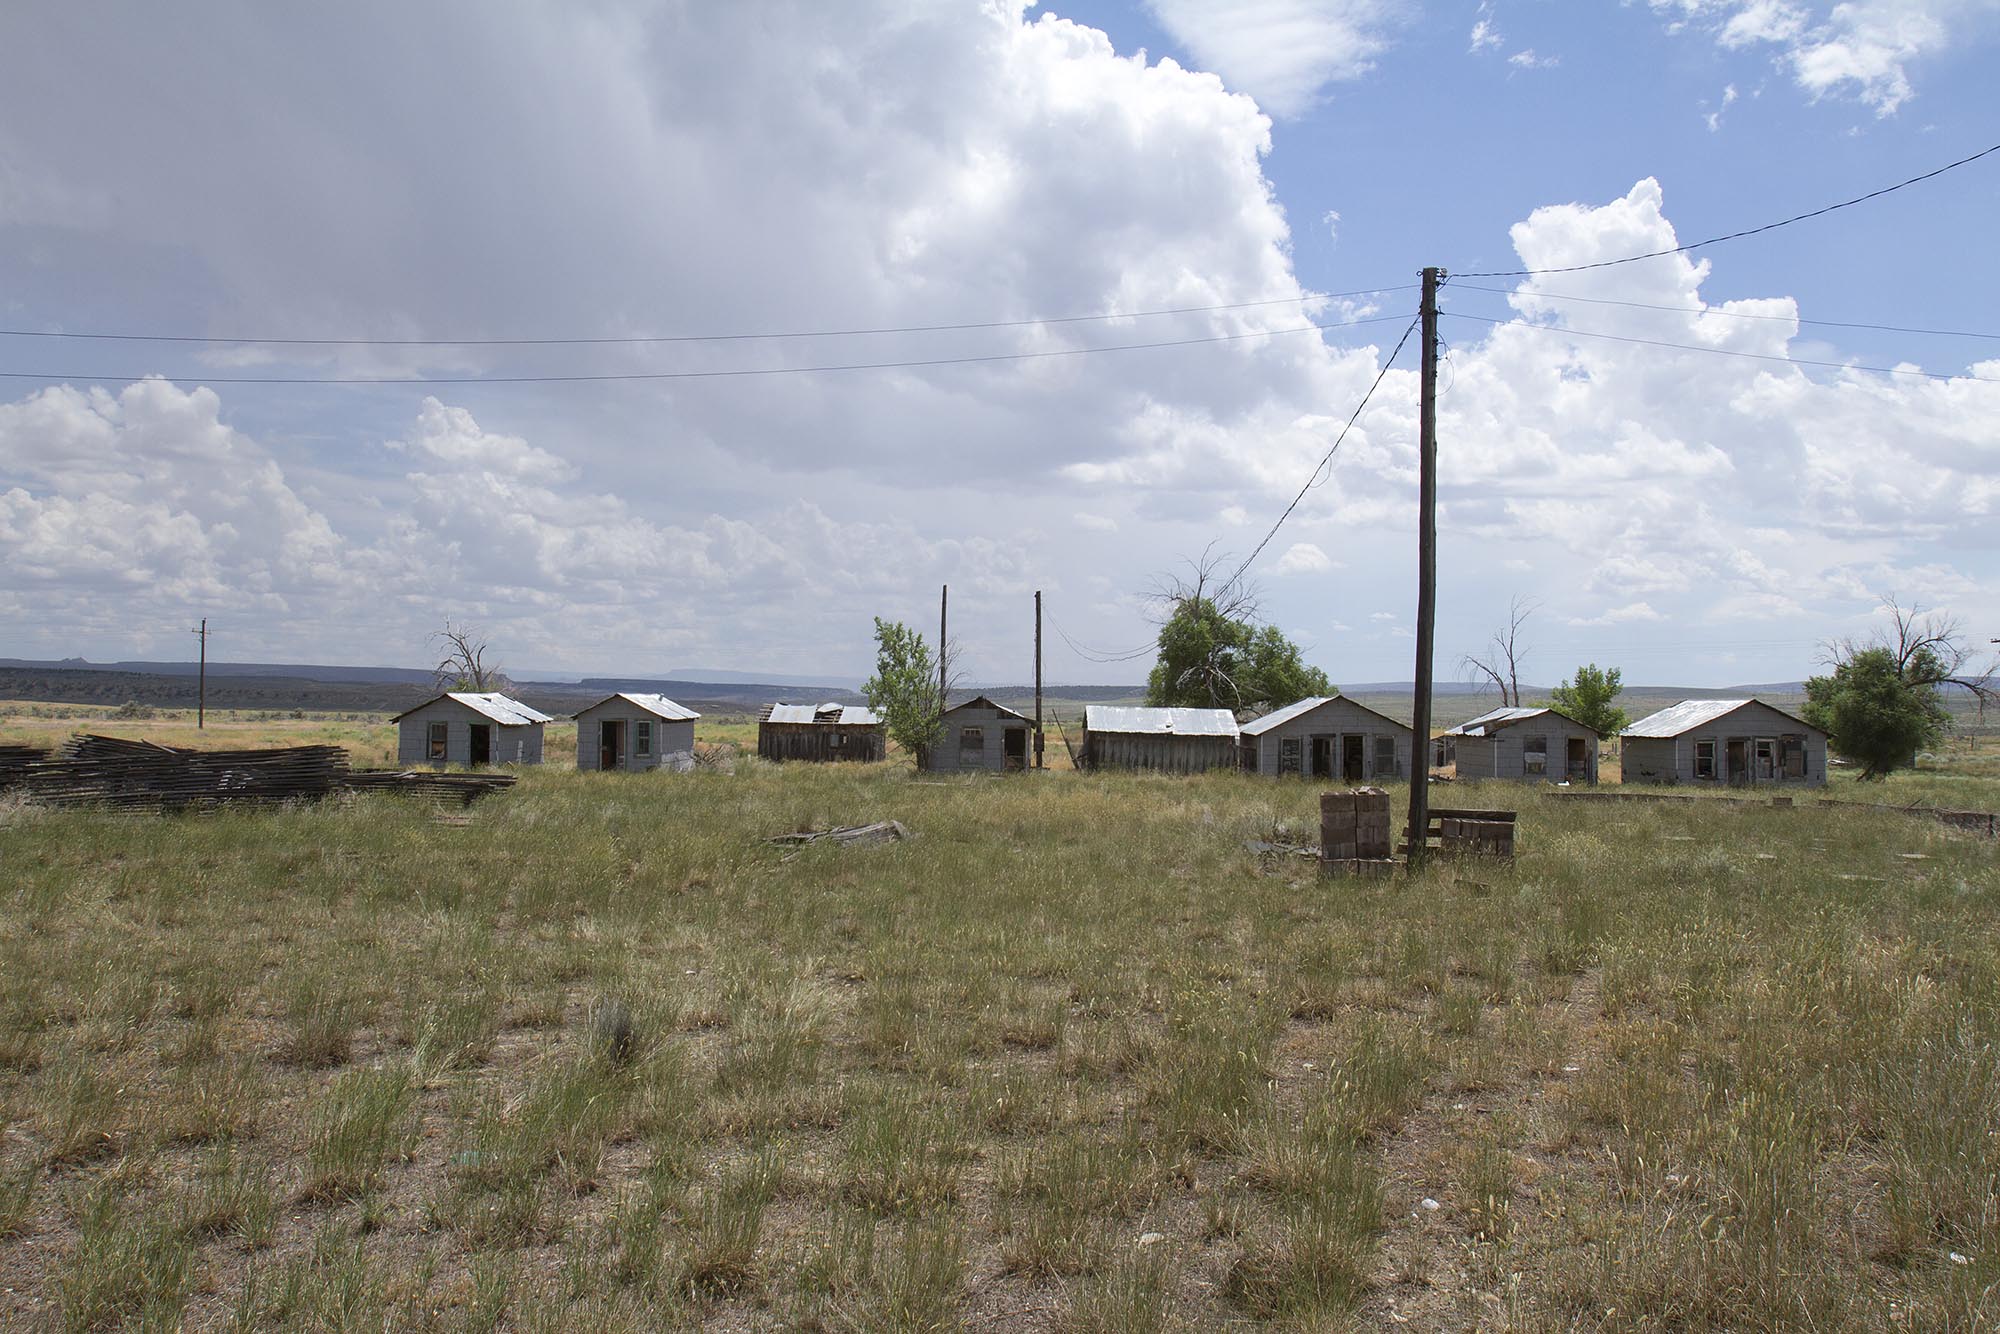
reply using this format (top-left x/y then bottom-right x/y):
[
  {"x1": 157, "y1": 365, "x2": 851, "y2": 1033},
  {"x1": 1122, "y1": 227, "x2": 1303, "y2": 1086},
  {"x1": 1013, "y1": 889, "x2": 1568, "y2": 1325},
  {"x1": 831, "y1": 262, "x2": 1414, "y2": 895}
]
[
  {"x1": 1244, "y1": 837, "x2": 1319, "y2": 861},
  {"x1": 767, "y1": 820, "x2": 911, "y2": 850},
  {"x1": 346, "y1": 769, "x2": 517, "y2": 805}
]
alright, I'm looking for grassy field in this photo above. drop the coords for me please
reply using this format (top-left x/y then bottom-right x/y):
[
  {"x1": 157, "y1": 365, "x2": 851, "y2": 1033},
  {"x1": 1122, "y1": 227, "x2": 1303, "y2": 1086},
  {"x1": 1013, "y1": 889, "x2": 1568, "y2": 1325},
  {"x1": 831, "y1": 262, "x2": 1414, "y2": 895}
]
[{"x1": 0, "y1": 716, "x2": 1997, "y2": 1330}]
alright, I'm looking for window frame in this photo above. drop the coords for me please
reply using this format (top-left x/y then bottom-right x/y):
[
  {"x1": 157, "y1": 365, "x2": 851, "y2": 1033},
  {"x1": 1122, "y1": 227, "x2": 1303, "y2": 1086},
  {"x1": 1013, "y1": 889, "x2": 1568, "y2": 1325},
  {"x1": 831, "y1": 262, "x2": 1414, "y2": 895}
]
[
  {"x1": 635, "y1": 719, "x2": 652, "y2": 756},
  {"x1": 428, "y1": 721, "x2": 448, "y2": 762},
  {"x1": 1373, "y1": 735, "x2": 1397, "y2": 778},
  {"x1": 1523, "y1": 735, "x2": 1548, "y2": 776},
  {"x1": 1694, "y1": 739, "x2": 1717, "y2": 781},
  {"x1": 1279, "y1": 736, "x2": 1303, "y2": 775}
]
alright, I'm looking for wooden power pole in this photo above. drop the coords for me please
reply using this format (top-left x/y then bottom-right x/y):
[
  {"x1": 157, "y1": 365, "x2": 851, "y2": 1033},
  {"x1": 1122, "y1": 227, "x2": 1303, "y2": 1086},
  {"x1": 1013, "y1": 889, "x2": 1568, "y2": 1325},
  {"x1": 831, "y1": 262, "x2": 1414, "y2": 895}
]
[
  {"x1": 196, "y1": 617, "x2": 208, "y2": 730},
  {"x1": 938, "y1": 584, "x2": 949, "y2": 713},
  {"x1": 1406, "y1": 267, "x2": 1442, "y2": 869},
  {"x1": 1034, "y1": 590, "x2": 1044, "y2": 769}
]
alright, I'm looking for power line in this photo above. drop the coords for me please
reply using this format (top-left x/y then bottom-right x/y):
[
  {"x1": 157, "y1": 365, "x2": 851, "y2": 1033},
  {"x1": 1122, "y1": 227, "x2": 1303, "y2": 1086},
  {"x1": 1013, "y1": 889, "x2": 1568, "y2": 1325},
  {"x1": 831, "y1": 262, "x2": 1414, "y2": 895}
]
[
  {"x1": 1448, "y1": 283, "x2": 2000, "y2": 342},
  {"x1": 1225, "y1": 315, "x2": 1421, "y2": 592},
  {"x1": 1442, "y1": 312, "x2": 2000, "y2": 383},
  {"x1": 1044, "y1": 608, "x2": 1157, "y2": 664},
  {"x1": 1453, "y1": 140, "x2": 2000, "y2": 278},
  {"x1": 0, "y1": 285, "x2": 1416, "y2": 348},
  {"x1": 0, "y1": 312, "x2": 1415, "y2": 387}
]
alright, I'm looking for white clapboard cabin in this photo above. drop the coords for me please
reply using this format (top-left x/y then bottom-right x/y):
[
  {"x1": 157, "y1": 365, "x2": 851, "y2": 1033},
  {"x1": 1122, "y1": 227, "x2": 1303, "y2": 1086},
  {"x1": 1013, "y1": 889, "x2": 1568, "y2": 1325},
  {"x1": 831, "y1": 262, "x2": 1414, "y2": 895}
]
[
  {"x1": 1443, "y1": 705, "x2": 1600, "y2": 783},
  {"x1": 573, "y1": 693, "x2": 700, "y2": 773},
  {"x1": 1238, "y1": 695, "x2": 1414, "y2": 781},
  {"x1": 1081, "y1": 705, "x2": 1240, "y2": 774},
  {"x1": 1620, "y1": 699, "x2": 1828, "y2": 787},
  {"x1": 924, "y1": 696, "x2": 1034, "y2": 773},
  {"x1": 392, "y1": 692, "x2": 551, "y2": 767}
]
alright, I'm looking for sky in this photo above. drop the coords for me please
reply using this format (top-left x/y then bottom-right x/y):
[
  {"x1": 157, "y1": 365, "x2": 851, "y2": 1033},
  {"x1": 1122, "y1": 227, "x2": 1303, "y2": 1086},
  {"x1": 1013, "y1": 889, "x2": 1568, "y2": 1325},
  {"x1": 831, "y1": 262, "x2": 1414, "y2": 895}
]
[{"x1": 1, "y1": 0, "x2": 1996, "y2": 689}]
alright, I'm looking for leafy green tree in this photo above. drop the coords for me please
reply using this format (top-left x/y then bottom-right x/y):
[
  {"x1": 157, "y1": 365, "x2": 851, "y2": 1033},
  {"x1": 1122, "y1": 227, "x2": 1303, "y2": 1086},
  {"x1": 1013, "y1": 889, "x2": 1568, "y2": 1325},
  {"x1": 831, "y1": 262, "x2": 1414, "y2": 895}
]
[
  {"x1": 1802, "y1": 646, "x2": 1950, "y2": 779},
  {"x1": 1145, "y1": 597, "x2": 1331, "y2": 710},
  {"x1": 1548, "y1": 663, "x2": 1628, "y2": 736},
  {"x1": 1803, "y1": 597, "x2": 1995, "y2": 778},
  {"x1": 861, "y1": 618, "x2": 943, "y2": 763}
]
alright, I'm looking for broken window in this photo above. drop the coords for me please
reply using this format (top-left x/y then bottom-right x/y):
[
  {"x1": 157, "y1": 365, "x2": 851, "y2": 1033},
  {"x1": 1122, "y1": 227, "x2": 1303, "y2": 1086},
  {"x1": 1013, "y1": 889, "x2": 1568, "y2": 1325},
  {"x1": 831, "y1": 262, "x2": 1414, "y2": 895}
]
[
  {"x1": 1374, "y1": 735, "x2": 1397, "y2": 777},
  {"x1": 1523, "y1": 736, "x2": 1548, "y2": 776},
  {"x1": 1694, "y1": 739, "x2": 1716, "y2": 780},
  {"x1": 1780, "y1": 735, "x2": 1805, "y2": 778},
  {"x1": 428, "y1": 721, "x2": 448, "y2": 762},
  {"x1": 1279, "y1": 737, "x2": 1302, "y2": 775},
  {"x1": 636, "y1": 720, "x2": 652, "y2": 756},
  {"x1": 1754, "y1": 738, "x2": 1776, "y2": 781}
]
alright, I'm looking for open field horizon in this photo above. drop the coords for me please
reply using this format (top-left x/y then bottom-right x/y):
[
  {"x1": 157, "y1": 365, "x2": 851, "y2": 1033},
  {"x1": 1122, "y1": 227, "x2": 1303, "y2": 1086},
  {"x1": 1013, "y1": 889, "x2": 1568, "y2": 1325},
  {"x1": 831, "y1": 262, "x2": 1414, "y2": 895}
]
[{"x1": 2, "y1": 720, "x2": 1997, "y2": 1330}]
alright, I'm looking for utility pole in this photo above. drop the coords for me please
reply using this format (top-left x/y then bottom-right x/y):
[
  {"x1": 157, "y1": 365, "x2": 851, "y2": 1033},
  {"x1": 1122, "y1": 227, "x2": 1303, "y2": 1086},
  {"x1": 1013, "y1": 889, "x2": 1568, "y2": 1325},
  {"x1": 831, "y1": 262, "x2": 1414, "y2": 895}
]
[
  {"x1": 1406, "y1": 267, "x2": 1442, "y2": 870},
  {"x1": 1034, "y1": 590, "x2": 1045, "y2": 769},
  {"x1": 938, "y1": 584, "x2": 949, "y2": 713},
  {"x1": 195, "y1": 618, "x2": 208, "y2": 730}
]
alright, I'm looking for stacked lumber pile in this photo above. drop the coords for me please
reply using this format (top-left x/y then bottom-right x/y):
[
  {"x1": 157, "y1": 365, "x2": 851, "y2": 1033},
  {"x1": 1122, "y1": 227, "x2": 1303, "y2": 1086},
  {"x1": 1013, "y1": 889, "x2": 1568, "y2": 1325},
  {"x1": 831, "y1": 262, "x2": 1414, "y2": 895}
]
[
  {"x1": 345, "y1": 769, "x2": 517, "y2": 805},
  {"x1": 21, "y1": 734, "x2": 351, "y2": 810},
  {"x1": 1321, "y1": 788, "x2": 1395, "y2": 878},
  {"x1": 0, "y1": 744, "x2": 49, "y2": 790}
]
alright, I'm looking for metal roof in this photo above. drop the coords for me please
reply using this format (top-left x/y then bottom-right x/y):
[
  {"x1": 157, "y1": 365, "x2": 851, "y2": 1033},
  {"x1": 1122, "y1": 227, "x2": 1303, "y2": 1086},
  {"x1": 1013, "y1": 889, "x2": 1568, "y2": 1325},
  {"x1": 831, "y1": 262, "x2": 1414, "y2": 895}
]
[
  {"x1": 941, "y1": 695, "x2": 1032, "y2": 723},
  {"x1": 1237, "y1": 696, "x2": 1335, "y2": 736},
  {"x1": 1622, "y1": 698, "x2": 1821, "y2": 738},
  {"x1": 392, "y1": 691, "x2": 552, "y2": 726},
  {"x1": 575, "y1": 692, "x2": 701, "y2": 722},
  {"x1": 764, "y1": 702, "x2": 881, "y2": 727},
  {"x1": 1085, "y1": 705, "x2": 1240, "y2": 738}
]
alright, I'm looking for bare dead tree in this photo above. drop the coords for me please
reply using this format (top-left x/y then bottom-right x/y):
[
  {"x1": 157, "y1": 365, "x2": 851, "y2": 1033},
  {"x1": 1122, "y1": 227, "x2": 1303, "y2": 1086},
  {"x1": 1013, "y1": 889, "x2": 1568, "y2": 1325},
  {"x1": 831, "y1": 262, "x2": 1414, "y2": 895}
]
[
  {"x1": 1826, "y1": 595, "x2": 1998, "y2": 723},
  {"x1": 1462, "y1": 595, "x2": 1536, "y2": 707},
  {"x1": 431, "y1": 621, "x2": 510, "y2": 692},
  {"x1": 1146, "y1": 544, "x2": 1263, "y2": 626}
]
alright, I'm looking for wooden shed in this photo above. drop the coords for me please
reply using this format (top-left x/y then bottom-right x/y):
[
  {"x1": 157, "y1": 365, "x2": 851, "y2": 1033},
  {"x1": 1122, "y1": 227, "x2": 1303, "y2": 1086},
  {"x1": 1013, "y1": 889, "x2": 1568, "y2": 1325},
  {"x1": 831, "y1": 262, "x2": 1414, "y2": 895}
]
[
  {"x1": 1620, "y1": 698, "x2": 1827, "y2": 787},
  {"x1": 924, "y1": 696, "x2": 1034, "y2": 773},
  {"x1": 392, "y1": 692, "x2": 550, "y2": 767},
  {"x1": 573, "y1": 693, "x2": 700, "y2": 773},
  {"x1": 1081, "y1": 705, "x2": 1240, "y2": 774},
  {"x1": 1442, "y1": 705, "x2": 1600, "y2": 783},
  {"x1": 757, "y1": 702, "x2": 885, "y2": 763},
  {"x1": 1238, "y1": 695, "x2": 1414, "y2": 781}
]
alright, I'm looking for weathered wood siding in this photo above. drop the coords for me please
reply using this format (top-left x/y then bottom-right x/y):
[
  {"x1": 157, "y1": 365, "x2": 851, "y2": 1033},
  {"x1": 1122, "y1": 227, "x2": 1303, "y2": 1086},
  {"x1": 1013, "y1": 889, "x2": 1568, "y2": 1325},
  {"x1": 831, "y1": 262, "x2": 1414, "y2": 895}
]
[
  {"x1": 573, "y1": 706, "x2": 695, "y2": 773},
  {"x1": 924, "y1": 703, "x2": 1032, "y2": 773},
  {"x1": 1454, "y1": 717, "x2": 1598, "y2": 783},
  {"x1": 757, "y1": 722, "x2": 885, "y2": 762},
  {"x1": 1246, "y1": 699, "x2": 1413, "y2": 779},
  {"x1": 1084, "y1": 731, "x2": 1239, "y2": 774},
  {"x1": 395, "y1": 699, "x2": 544, "y2": 767},
  {"x1": 1622, "y1": 702, "x2": 1826, "y2": 787}
]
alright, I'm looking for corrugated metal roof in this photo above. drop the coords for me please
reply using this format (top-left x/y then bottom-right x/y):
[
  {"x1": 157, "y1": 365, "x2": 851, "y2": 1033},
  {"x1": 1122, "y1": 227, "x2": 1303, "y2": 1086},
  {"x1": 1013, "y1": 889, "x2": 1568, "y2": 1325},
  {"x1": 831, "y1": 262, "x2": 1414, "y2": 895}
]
[
  {"x1": 1085, "y1": 705, "x2": 1240, "y2": 737},
  {"x1": 942, "y1": 695, "x2": 1032, "y2": 723},
  {"x1": 447, "y1": 692, "x2": 552, "y2": 725},
  {"x1": 1622, "y1": 698, "x2": 1820, "y2": 738},
  {"x1": 1442, "y1": 705, "x2": 1547, "y2": 738},
  {"x1": 1238, "y1": 696, "x2": 1335, "y2": 736},
  {"x1": 576, "y1": 692, "x2": 701, "y2": 722},
  {"x1": 765, "y1": 702, "x2": 881, "y2": 727},
  {"x1": 1621, "y1": 698, "x2": 1749, "y2": 738}
]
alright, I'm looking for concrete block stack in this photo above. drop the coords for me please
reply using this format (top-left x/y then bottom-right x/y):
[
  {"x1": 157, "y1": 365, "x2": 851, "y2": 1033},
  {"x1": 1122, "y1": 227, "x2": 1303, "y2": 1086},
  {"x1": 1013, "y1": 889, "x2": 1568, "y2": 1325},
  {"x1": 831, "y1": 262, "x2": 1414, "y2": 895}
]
[{"x1": 1320, "y1": 787, "x2": 1395, "y2": 876}]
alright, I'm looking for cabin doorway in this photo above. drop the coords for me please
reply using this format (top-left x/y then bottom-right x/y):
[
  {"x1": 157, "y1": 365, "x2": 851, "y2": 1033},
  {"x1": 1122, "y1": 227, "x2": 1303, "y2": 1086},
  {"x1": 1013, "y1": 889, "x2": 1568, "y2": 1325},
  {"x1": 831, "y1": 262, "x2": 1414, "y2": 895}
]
[
  {"x1": 1725, "y1": 738, "x2": 1747, "y2": 784},
  {"x1": 469, "y1": 724, "x2": 492, "y2": 767},
  {"x1": 1566, "y1": 737, "x2": 1589, "y2": 780},
  {"x1": 1310, "y1": 736, "x2": 1334, "y2": 779},
  {"x1": 600, "y1": 719, "x2": 624, "y2": 771},
  {"x1": 1003, "y1": 728, "x2": 1027, "y2": 772},
  {"x1": 1341, "y1": 734, "x2": 1365, "y2": 782}
]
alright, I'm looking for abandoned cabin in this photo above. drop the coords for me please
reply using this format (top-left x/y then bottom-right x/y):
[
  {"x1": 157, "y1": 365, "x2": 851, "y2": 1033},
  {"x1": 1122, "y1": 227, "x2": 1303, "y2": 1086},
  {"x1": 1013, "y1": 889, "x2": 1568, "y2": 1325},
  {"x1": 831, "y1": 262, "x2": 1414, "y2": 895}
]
[
  {"x1": 573, "y1": 693, "x2": 700, "y2": 773},
  {"x1": 1238, "y1": 695, "x2": 1414, "y2": 781},
  {"x1": 1081, "y1": 705, "x2": 1240, "y2": 773},
  {"x1": 756, "y1": 702, "x2": 886, "y2": 762},
  {"x1": 924, "y1": 696, "x2": 1035, "y2": 773},
  {"x1": 1620, "y1": 699, "x2": 1828, "y2": 787},
  {"x1": 393, "y1": 691, "x2": 551, "y2": 767},
  {"x1": 1442, "y1": 705, "x2": 1600, "y2": 783}
]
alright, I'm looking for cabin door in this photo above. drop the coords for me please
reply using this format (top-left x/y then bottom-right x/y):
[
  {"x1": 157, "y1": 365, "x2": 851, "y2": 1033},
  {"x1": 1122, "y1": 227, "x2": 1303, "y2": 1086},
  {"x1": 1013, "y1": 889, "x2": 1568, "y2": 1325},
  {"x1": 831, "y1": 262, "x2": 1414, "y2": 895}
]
[
  {"x1": 468, "y1": 724, "x2": 492, "y2": 766},
  {"x1": 600, "y1": 720, "x2": 623, "y2": 771},
  {"x1": 1310, "y1": 736, "x2": 1334, "y2": 778},
  {"x1": 1725, "y1": 739, "x2": 1747, "y2": 784},
  {"x1": 1341, "y1": 735, "x2": 1366, "y2": 782},
  {"x1": 1003, "y1": 728, "x2": 1027, "y2": 772},
  {"x1": 1566, "y1": 737, "x2": 1589, "y2": 780}
]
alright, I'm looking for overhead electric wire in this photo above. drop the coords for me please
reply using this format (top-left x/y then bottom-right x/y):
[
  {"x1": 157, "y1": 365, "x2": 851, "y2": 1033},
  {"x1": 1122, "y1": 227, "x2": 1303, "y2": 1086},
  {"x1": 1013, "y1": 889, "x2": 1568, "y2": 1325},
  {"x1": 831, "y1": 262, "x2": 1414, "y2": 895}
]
[
  {"x1": 1453, "y1": 140, "x2": 2000, "y2": 278},
  {"x1": 1442, "y1": 311, "x2": 2000, "y2": 383},
  {"x1": 1448, "y1": 283, "x2": 2000, "y2": 341},
  {"x1": 1045, "y1": 609, "x2": 1157, "y2": 665},
  {"x1": 0, "y1": 312, "x2": 1415, "y2": 387},
  {"x1": 0, "y1": 285, "x2": 1417, "y2": 348},
  {"x1": 1224, "y1": 315, "x2": 1420, "y2": 593}
]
